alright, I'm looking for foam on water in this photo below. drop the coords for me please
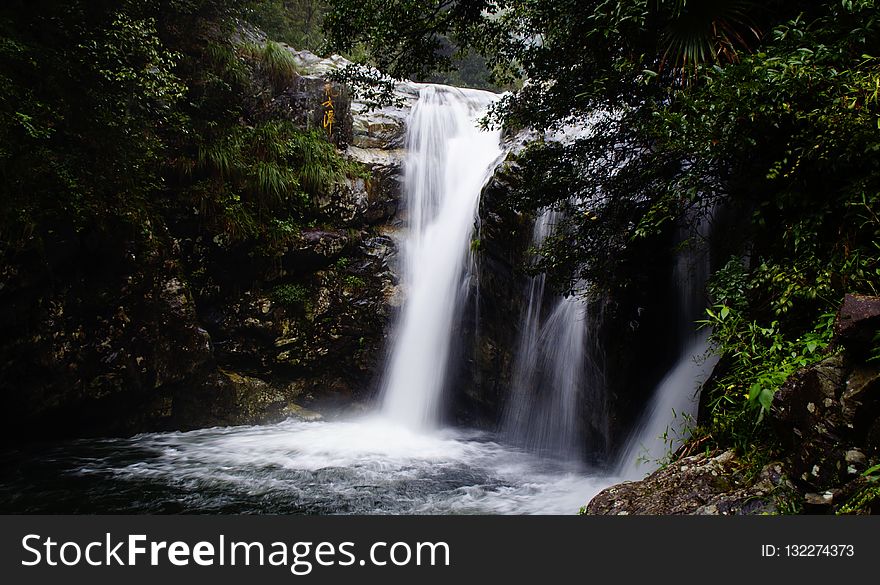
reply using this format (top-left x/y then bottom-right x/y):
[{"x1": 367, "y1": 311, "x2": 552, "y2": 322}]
[{"x1": 1, "y1": 418, "x2": 612, "y2": 514}]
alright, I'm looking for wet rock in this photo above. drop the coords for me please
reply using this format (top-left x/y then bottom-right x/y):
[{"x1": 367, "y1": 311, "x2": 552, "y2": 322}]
[
  {"x1": 846, "y1": 449, "x2": 867, "y2": 467},
  {"x1": 0, "y1": 230, "x2": 222, "y2": 439},
  {"x1": 203, "y1": 231, "x2": 397, "y2": 398},
  {"x1": 170, "y1": 369, "x2": 309, "y2": 428},
  {"x1": 452, "y1": 155, "x2": 532, "y2": 428},
  {"x1": 351, "y1": 104, "x2": 407, "y2": 150},
  {"x1": 771, "y1": 351, "x2": 880, "y2": 495},
  {"x1": 804, "y1": 491, "x2": 836, "y2": 506},
  {"x1": 584, "y1": 451, "x2": 792, "y2": 515},
  {"x1": 271, "y1": 73, "x2": 353, "y2": 149},
  {"x1": 282, "y1": 403, "x2": 324, "y2": 422},
  {"x1": 834, "y1": 294, "x2": 880, "y2": 354},
  {"x1": 316, "y1": 159, "x2": 402, "y2": 227},
  {"x1": 287, "y1": 228, "x2": 354, "y2": 265}
]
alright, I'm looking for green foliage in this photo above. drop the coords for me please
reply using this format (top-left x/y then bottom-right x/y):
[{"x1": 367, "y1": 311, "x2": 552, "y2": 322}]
[
  {"x1": 323, "y1": 1, "x2": 514, "y2": 102},
  {"x1": 701, "y1": 306, "x2": 836, "y2": 444},
  {"x1": 0, "y1": 0, "x2": 189, "y2": 238},
  {"x1": 190, "y1": 121, "x2": 362, "y2": 240},
  {"x1": 837, "y1": 485, "x2": 880, "y2": 514},
  {"x1": 837, "y1": 464, "x2": 880, "y2": 514},
  {"x1": 82, "y1": 11, "x2": 186, "y2": 111},
  {"x1": 660, "y1": 0, "x2": 760, "y2": 75},
  {"x1": 343, "y1": 275, "x2": 365, "y2": 289},
  {"x1": 271, "y1": 283, "x2": 311, "y2": 306},
  {"x1": 247, "y1": 0, "x2": 329, "y2": 51},
  {"x1": 678, "y1": 1, "x2": 880, "y2": 449},
  {"x1": 0, "y1": 0, "x2": 361, "y2": 259},
  {"x1": 239, "y1": 40, "x2": 300, "y2": 90},
  {"x1": 706, "y1": 257, "x2": 748, "y2": 311},
  {"x1": 324, "y1": 1, "x2": 487, "y2": 80}
]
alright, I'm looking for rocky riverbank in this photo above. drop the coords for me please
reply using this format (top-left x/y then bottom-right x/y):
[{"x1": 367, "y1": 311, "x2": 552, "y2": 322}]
[{"x1": 584, "y1": 294, "x2": 880, "y2": 515}]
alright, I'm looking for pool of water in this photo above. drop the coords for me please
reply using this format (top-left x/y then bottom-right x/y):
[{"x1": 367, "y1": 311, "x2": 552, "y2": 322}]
[{"x1": 0, "y1": 417, "x2": 616, "y2": 514}]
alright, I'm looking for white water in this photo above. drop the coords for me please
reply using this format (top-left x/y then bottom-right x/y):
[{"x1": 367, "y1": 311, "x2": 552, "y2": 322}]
[
  {"x1": 616, "y1": 330, "x2": 719, "y2": 479},
  {"x1": 616, "y1": 220, "x2": 720, "y2": 480},
  {"x1": 31, "y1": 418, "x2": 608, "y2": 514},
  {"x1": 502, "y1": 211, "x2": 604, "y2": 459},
  {"x1": 380, "y1": 86, "x2": 503, "y2": 429}
]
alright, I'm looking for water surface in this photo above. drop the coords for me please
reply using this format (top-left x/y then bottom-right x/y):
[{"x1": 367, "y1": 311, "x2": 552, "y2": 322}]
[{"x1": 0, "y1": 417, "x2": 614, "y2": 514}]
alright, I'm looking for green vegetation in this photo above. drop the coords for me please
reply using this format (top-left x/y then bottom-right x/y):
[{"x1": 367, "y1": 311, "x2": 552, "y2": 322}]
[
  {"x1": 240, "y1": 40, "x2": 302, "y2": 90},
  {"x1": 248, "y1": 0, "x2": 329, "y2": 51},
  {"x1": 838, "y1": 464, "x2": 880, "y2": 514},
  {"x1": 324, "y1": 0, "x2": 880, "y2": 459},
  {"x1": 343, "y1": 274, "x2": 365, "y2": 289},
  {"x1": 0, "y1": 0, "x2": 359, "y2": 260},
  {"x1": 271, "y1": 283, "x2": 311, "y2": 306}
]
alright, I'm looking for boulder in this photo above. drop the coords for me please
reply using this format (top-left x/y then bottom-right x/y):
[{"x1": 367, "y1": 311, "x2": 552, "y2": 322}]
[
  {"x1": 833, "y1": 293, "x2": 880, "y2": 355},
  {"x1": 584, "y1": 451, "x2": 792, "y2": 515},
  {"x1": 770, "y1": 296, "x2": 880, "y2": 507}
]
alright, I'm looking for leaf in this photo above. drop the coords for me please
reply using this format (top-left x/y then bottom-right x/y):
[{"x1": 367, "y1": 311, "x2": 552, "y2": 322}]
[
  {"x1": 758, "y1": 388, "x2": 774, "y2": 411},
  {"x1": 748, "y1": 382, "x2": 762, "y2": 401},
  {"x1": 863, "y1": 463, "x2": 880, "y2": 479},
  {"x1": 720, "y1": 306, "x2": 730, "y2": 319}
]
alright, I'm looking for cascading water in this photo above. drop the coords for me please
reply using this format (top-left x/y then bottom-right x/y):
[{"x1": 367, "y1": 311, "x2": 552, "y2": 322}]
[
  {"x1": 0, "y1": 84, "x2": 638, "y2": 514},
  {"x1": 501, "y1": 210, "x2": 607, "y2": 460},
  {"x1": 380, "y1": 85, "x2": 503, "y2": 429},
  {"x1": 616, "y1": 217, "x2": 720, "y2": 479}
]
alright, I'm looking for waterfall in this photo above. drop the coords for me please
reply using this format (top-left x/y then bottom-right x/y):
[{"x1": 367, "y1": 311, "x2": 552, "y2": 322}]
[
  {"x1": 501, "y1": 210, "x2": 606, "y2": 459},
  {"x1": 380, "y1": 85, "x2": 502, "y2": 429},
  {"x1": 616, "y1": 217, "x2": 720, "y2": 479}
]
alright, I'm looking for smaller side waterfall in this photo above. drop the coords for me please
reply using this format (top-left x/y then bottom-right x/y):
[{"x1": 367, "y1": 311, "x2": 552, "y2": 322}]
[
  {"x1": 501, "y1": 210, "x2": 607, "y2": 459},
  {"x1": 616, "y1": 217, "x2": 720, "y2": 479}
]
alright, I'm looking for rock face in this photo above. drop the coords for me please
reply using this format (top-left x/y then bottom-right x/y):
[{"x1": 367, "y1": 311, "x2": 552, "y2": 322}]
[
  {"x1": 833, "y1": 293, "x2": 880, "y2": 354},
  {"x1": 0, "y1": 229, "x2": 220, "y2": 438},
  {"x1": 585, "y1": 451, "x2": 794, "y2": 515},
  {"x1": 0, "y1": 47, "x2": 408, "y2": 441},
  {"x1": 585, "y1": 293, "x2": 880, "y2": 515},
  {"x1": 452, "y1": 158, "x2": 532, "y2": 427},
  {"x1": 770, "y1": 293, "x2": 880, "y2": 512}
]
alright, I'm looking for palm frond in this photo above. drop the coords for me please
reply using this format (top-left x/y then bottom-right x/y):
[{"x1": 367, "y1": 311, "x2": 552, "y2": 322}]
[{"x1": 660, "y1": 0, "x2": 760, "y2": 79}]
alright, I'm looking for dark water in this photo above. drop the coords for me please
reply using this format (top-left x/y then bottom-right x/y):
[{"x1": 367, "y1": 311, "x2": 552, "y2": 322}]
[{"x1": 0, "y1": 417, "x2": 613, "y2": 514}]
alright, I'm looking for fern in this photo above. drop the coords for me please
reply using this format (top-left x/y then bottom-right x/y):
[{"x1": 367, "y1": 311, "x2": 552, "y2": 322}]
[{"x1": 188, "y1": 121, "x2": 363, "y2": 240}]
